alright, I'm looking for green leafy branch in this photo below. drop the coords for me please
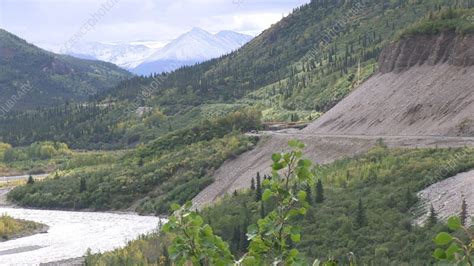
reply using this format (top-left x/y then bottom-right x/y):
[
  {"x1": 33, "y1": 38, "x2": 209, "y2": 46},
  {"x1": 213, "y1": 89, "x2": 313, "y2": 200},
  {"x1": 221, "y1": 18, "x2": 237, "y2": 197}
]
[
  {"x1": 434, "y1": 216, "x2": 473, "y2": 265},
  {"x1": 162, "y1": 202, "x2": 235, "y2": 265},
  {"x1": 244, "y1": 140, "x2": 313, "y2": 265},
  {"x1": 162, "y1": 140, "x2": 318, "y2": 265}
]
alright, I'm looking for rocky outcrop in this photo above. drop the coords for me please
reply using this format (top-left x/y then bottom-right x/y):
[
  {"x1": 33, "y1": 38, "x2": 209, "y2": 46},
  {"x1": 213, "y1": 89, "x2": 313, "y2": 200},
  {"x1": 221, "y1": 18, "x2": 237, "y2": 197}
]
[{"x1": 379, "y1": 31, "x2": 474, "y2": 73}]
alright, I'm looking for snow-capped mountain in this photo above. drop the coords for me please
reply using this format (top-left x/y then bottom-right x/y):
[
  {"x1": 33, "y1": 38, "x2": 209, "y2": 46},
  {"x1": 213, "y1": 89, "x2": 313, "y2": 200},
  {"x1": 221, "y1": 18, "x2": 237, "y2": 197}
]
[
  {"x1": 64, "y1": 42, "x2": 156, "y2": 69},
  {"x1": 132, "y1": 28, "x2": 253, "y2": 75},
  {"x1": 50, "y1": 28, "x2": 253, "y2": 75}
]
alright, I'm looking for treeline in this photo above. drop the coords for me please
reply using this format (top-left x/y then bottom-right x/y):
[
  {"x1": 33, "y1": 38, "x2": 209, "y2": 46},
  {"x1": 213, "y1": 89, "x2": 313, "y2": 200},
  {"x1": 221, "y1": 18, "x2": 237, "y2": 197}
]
[
  {"x1": 0, "y1": 104, "x2": 126, "y2": 149},
  {"x1": 0, "y1": 101, "x2": 259, "y2": 150}
]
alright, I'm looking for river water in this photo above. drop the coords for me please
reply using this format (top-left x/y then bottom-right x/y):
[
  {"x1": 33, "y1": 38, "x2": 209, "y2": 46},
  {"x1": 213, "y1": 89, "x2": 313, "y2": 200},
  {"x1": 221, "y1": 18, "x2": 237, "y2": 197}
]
[{"x1": 0, "y1": 207, "x2": 163, "y2": 265}]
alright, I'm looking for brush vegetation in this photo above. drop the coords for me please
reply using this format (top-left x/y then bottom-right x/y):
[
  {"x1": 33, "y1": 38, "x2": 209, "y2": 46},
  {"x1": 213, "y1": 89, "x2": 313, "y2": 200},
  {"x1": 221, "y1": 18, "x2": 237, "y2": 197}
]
[
  {"x1": 7, "y1": 111, "x2": 261, "y2": 213},
  {"x1": 398, "y1": 8, "x2": 474, "y2": 38},
  {"x1": 0, "y1": 214, "x2": 45, "y2": 241},
  {"x1": 85, "y1": 145, "x2": 474, "y2": 264}
]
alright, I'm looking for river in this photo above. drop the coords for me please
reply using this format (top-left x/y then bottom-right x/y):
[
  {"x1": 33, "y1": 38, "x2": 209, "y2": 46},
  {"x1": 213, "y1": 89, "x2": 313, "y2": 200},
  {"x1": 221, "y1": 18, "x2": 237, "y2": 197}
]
[{"x1": 0, "y1": 207, "x2": 163, "y2": 265}]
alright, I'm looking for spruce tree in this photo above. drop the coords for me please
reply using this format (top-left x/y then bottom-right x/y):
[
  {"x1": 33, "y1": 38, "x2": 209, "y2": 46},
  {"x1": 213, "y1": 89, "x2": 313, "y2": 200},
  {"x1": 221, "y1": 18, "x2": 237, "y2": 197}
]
[
  {"x1": 345, "y1": 170, "x2": 351, "y2": 181},
  {"x1": 356, "y1": 198, "x2": 367, "y2": 228},
  {"x1": 27, "y1": 175, "x2": 35, "y2": 185},
  {"x1": 255, "y1": 172, "x2": 262, "y2": 201},
  {"x1": 315, "y1": 179, "x2": 324, "y2": 203},
  {"x1": 250, "y1": 177, "x2": 256, "y2": 190},
  {"x1": 427, "y1": 204, "x2": 438, "y2": 227},
  {"x1": 460, "y1": 196, "x2": 468, "y2": 226},
  {"x1": 305, "y1": 184, "x2": 313, "y2": 204},
  {"x1": 79, "y1": 176, "x2": 87, "y2": 193}
]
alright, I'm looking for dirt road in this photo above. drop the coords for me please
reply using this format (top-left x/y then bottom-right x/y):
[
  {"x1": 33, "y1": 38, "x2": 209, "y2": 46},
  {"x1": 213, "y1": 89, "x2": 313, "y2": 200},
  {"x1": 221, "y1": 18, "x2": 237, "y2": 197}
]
[{"x1": 192, "y1": 131, "x2": 474, "y2": 209}]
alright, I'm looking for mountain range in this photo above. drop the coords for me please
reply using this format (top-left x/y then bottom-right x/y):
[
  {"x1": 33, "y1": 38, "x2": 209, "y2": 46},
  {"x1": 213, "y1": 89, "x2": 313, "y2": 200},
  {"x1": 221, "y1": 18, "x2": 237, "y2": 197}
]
[
  {"x1": 63, "y1": 42, "x2": 155, "y2": 69},
  {"x1": 56, "y1": 28, "x2": 253, "y2": 75}
]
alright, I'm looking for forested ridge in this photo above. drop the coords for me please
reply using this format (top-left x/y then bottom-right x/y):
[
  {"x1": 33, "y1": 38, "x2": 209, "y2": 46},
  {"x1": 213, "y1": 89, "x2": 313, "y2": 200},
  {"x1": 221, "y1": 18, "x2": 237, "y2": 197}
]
[{"x1": 0, "y1": 29, "x2": 131, "y2": 109}]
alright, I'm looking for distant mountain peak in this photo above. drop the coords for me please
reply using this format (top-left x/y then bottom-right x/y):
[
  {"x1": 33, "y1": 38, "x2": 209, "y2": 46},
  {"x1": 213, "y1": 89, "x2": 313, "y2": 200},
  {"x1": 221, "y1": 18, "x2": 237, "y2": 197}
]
[
  {"x1": 190, "y1": 27, "x2": 209, "y2": 34},
  {"x1": 52, "y1": 27, "x2": 253, "y2": 75},
  {"x1": 133, "y1": 28, "x2": 253, "y2": 75}
]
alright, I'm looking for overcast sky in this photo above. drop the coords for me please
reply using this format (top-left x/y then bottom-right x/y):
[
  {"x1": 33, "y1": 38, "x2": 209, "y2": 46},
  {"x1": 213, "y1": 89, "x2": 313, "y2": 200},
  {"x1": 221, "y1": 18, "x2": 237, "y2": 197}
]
[{"x1": 0, "y1": 0, "x2": 309, "y2": 46}]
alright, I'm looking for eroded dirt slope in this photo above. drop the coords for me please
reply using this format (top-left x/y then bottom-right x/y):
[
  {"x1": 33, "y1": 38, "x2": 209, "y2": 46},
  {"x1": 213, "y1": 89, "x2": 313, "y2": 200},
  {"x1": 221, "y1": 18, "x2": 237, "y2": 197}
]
[{"x1": 305, "y1": 32, "x2": 474, "y2": 136}]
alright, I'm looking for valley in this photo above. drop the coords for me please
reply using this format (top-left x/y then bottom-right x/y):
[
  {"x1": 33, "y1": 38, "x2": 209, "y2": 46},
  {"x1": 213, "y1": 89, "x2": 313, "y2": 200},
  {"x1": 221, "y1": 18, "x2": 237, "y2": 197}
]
[{"x1": 0, "y1": 0, "x2": 473, "y2": 265}]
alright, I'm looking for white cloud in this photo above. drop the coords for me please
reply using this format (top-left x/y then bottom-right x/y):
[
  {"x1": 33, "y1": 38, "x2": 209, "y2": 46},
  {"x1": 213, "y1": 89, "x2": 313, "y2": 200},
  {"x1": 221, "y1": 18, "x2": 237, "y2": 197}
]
[{"x1": 1, "y1": 0, "x2": 309, "y2": 45}]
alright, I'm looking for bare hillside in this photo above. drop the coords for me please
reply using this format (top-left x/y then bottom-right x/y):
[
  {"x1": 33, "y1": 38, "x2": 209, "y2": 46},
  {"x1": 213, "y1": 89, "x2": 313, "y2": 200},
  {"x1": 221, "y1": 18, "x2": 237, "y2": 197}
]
[{"x1": 305, "y1": 32, "x2": 474, "y2": 136}]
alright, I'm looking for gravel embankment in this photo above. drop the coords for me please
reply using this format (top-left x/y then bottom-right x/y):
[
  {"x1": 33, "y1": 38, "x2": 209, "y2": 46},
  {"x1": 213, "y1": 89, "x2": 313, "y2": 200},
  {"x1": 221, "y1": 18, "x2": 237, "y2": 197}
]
[
  {"x1": 305, "y1": 64, "x2": 474, "y2": 136},
  {"x1": 416, "y1": 170, "x2": 474, "y2": 226}
]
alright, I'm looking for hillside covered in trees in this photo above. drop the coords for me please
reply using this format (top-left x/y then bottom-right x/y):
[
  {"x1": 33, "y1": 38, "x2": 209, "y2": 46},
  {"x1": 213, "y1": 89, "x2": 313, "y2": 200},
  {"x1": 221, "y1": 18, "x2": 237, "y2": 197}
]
[
  {"x1": 7, "y1": 111, "x2": 261, "y2": 213},
  {"x1": 0, "y1": 29, "x2": 131, "y2": 109}
]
